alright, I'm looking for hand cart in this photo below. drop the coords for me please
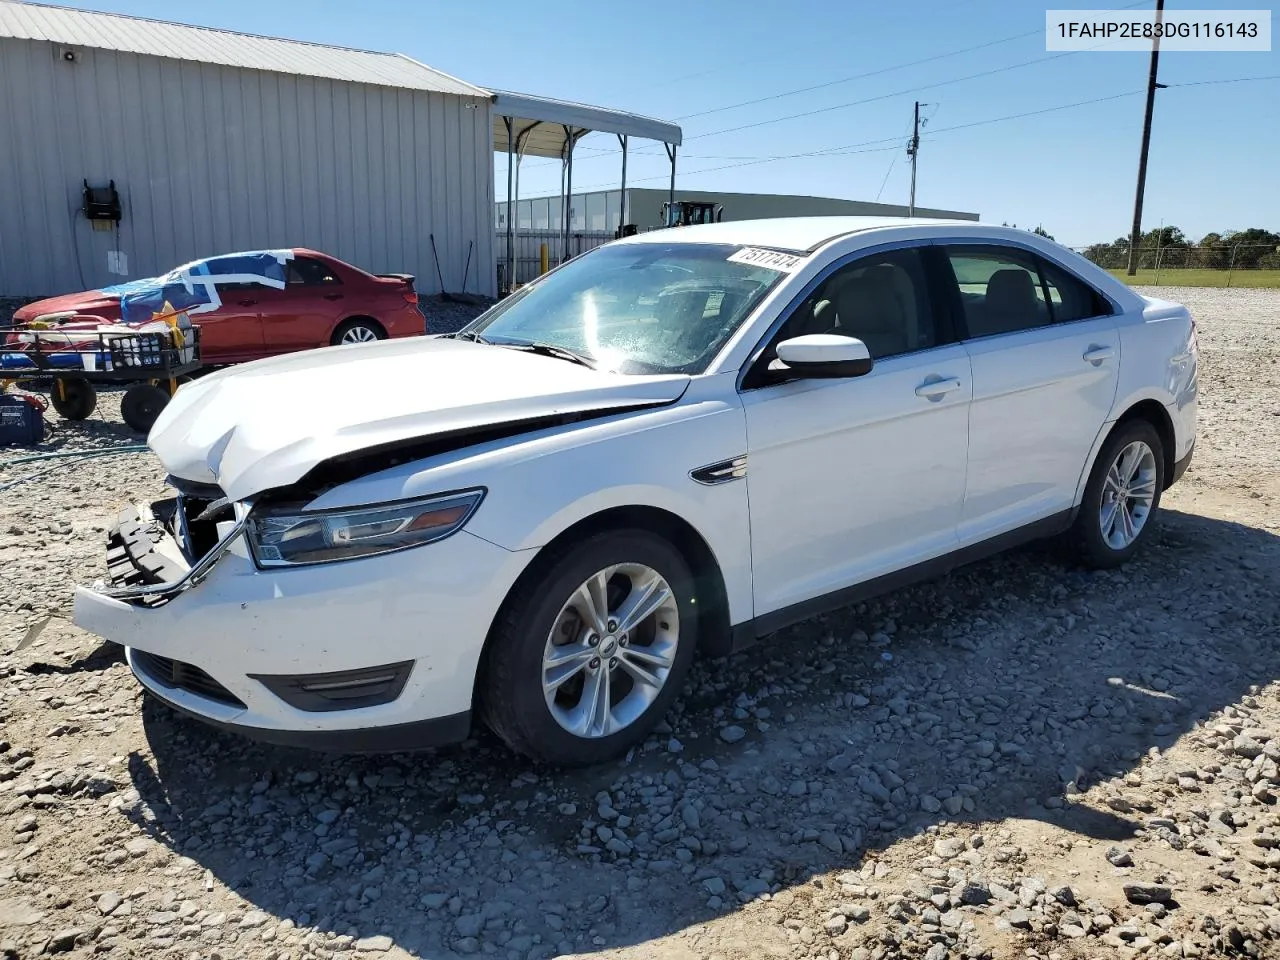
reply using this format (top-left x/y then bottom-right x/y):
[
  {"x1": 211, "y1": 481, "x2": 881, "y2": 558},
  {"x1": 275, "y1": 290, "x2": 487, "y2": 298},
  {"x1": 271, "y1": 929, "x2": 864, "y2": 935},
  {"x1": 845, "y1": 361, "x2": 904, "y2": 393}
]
[{"x1": 1, "y1": 320, "x2": 202, "y2": 434}]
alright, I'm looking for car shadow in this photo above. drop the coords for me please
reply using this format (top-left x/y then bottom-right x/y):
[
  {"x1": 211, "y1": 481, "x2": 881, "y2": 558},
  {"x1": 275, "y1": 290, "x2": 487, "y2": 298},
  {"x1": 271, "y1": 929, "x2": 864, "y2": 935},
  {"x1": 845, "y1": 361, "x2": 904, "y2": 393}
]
[{"x1": 126, "y1": 507, "x2": 1279, "y2": 958}]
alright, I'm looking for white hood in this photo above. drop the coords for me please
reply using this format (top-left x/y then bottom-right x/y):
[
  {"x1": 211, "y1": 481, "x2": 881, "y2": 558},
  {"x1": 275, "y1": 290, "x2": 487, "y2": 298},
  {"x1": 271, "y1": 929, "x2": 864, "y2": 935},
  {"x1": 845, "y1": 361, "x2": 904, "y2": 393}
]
[{"x1": 149, "y1": 337, "x2": 690, "y2": 501}]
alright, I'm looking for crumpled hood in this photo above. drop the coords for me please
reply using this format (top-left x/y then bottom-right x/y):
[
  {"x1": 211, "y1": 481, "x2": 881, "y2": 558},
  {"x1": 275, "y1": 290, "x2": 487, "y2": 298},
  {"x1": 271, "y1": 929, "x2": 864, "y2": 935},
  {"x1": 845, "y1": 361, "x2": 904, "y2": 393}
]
[{"x1": 149, "y1": 337, "x2": 690, "y2": 501}]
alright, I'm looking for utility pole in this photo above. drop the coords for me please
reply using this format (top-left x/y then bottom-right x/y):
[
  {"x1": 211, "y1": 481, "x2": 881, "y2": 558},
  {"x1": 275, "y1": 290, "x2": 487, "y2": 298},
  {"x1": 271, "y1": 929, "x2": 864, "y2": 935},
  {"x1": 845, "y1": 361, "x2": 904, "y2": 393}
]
[
  {"x1": 1126, "y1": 0, "x2": 1167, "y2": 275},
  {"x1": 907, "y1": 100, "x2": 920, "y2": 218}
]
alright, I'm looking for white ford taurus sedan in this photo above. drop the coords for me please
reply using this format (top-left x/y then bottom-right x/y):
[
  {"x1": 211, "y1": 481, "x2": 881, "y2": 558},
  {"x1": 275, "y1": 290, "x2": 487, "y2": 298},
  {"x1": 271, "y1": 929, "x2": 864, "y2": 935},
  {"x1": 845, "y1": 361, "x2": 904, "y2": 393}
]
[{"x1": 72, "y1": 217, "x2": 1198, "y2": 765}]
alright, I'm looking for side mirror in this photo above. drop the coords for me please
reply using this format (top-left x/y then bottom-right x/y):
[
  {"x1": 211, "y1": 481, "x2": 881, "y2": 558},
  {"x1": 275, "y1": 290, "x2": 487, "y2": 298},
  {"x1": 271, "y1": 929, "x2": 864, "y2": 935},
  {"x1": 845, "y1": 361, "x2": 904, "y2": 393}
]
[{"x1": 773, "y1": 334, "x2": 873, "y2": 379}]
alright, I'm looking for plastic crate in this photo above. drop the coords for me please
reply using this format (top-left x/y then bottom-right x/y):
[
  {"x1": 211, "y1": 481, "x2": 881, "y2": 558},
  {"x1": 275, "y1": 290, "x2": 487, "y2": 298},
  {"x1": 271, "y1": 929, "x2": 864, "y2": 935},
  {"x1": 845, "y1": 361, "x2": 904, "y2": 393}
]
[
  {"x1": 0, "y1": 394, "x2": 44, "y2": 445},
  {"x1": 108, "y1": 332, "x2": 174, "y2": 370}
]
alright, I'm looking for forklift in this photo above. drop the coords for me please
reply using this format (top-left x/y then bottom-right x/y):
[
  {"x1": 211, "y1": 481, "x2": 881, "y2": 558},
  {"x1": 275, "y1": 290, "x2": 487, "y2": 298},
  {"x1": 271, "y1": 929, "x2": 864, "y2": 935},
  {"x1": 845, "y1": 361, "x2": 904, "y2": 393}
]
[{"x1": 660, "y1": 200, "x2": 723, "y2": 228}]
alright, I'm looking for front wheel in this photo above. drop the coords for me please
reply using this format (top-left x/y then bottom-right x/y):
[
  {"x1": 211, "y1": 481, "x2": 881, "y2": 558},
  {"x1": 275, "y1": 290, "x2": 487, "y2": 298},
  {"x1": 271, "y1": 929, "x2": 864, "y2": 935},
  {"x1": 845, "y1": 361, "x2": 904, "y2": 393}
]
[
  {"x1": 1068, "y1": 419, "x2": 1165, "y2": 569},
  {"x1": 480, "y1": 530, "x2": 698, "y2": 766}
]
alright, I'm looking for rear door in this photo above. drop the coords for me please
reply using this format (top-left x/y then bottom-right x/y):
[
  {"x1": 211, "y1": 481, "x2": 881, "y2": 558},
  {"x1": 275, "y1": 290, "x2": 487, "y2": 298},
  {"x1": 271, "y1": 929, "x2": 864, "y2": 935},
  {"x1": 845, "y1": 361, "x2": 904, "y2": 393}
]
[
  {"x1": 255, "y1": 256, "x2": 347, "y2": 355},
  {"x1": 940, "y1": 244, "x2": 1119, "y2": 543}
]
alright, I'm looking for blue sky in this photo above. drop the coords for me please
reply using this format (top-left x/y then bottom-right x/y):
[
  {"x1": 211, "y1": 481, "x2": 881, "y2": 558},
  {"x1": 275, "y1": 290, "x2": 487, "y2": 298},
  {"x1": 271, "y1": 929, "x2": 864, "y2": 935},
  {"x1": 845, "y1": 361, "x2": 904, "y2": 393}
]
[{"x1": 63, "y1": 0, "x2": 1278, "y2": 246}]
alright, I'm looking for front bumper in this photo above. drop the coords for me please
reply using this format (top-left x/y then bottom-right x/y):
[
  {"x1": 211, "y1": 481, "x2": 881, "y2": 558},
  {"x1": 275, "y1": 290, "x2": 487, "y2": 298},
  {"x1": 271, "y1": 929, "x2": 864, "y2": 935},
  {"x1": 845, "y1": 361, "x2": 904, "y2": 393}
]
[
  {"x1": 73, "y1": 498, "x2": 531, "y2": 752},
  {"x1": 1169, "y1": 439, "x2": 1194, "y2": 488}
]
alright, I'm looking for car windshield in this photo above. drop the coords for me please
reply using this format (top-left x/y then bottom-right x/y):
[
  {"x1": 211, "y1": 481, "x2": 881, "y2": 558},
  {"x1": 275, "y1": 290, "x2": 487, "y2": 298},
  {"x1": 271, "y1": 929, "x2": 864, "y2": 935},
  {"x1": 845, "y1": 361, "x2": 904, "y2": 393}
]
[{"x1": 463, "y1": 242, "x2": 791, "y2": 375}]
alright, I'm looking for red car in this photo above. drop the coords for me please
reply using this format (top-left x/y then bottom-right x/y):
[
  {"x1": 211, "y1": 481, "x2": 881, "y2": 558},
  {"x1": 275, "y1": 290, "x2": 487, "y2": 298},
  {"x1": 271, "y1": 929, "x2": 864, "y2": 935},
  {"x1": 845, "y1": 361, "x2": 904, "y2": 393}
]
[{"x1": 11, "y1": 249, "x2": 426, "y2": 365}]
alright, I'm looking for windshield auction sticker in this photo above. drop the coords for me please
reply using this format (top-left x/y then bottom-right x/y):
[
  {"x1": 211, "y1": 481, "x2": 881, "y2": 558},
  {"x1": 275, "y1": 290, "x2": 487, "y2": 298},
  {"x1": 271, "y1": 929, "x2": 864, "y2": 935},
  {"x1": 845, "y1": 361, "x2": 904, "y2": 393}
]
[
  {"x1": 727, "y1": 248, "x2": 807, "y2": 272},
  {"x1": 1046, "y1": 9, "x2": 1271, "y2": 51}
]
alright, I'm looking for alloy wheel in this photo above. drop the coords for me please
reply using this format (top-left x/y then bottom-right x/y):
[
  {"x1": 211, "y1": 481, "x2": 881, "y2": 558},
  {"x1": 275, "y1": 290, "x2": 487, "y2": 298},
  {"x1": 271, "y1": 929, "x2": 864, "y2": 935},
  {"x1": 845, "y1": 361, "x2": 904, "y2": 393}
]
[
  {"x1": 541, "y1": 563, "x2": 680, "y2": 739},
  {"x1": 341, "y1": 325, "x2": 379, "y2": 344},
  {"x1": 1100, "y1": 440, "x2": 1158, "y2": 549}
]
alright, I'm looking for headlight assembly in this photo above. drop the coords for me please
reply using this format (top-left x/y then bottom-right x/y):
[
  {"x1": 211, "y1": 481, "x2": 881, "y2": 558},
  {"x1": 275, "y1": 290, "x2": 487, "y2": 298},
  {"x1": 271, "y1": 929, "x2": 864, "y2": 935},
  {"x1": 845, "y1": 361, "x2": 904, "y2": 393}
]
[{"x1": 246, "y1": 489, "x2": 485, "y2": 567}]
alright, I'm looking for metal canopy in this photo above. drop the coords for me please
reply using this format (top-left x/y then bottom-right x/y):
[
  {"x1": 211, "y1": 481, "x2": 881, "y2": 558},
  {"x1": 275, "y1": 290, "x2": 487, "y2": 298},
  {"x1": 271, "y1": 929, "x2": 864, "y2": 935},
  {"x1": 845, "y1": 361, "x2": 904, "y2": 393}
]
[
  {"x1": 492, "y1": 90, "x2": 681, "y2": 158},
  {"x1": 493, "y1": 90, "x2": 683, "y2": 291}
]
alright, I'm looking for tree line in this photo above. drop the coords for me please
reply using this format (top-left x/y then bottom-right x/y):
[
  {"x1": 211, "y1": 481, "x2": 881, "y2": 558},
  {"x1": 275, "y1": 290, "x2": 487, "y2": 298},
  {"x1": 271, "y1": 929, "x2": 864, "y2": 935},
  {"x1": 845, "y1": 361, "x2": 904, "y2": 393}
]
[{"x1": 1080, "y1": 227, "x2": 1280, "y2": 270}]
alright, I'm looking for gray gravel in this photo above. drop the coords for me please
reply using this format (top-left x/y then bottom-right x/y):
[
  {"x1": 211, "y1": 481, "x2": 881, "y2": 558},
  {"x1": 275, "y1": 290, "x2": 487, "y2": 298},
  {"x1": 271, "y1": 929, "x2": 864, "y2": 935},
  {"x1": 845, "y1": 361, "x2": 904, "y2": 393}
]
[{"x1": 0, "y1": 286, "x2": 1278, "y2": 960}]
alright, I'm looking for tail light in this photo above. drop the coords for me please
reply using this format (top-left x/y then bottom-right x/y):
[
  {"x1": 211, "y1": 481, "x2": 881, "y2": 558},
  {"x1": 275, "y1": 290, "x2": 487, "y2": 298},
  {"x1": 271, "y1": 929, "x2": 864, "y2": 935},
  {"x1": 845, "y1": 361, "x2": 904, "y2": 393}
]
[{"x1": 402, "y1": 291, "x2": 418, "y2": 305}]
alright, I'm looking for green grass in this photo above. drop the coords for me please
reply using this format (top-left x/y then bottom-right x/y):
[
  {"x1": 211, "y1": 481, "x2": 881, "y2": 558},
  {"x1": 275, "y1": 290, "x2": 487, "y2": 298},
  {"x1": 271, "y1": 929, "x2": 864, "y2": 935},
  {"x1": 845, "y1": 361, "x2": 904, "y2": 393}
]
[{"x1": 1106, "y1": 268, "x2": 1280, "y2": 289}]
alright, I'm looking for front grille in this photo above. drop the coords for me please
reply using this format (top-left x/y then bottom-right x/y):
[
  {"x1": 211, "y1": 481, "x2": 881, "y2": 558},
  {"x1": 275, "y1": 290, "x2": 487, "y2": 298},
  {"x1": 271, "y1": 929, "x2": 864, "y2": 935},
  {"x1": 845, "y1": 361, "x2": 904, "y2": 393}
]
[{"x1": 132, "y1": 651, "x2": 245, "y2": 708}]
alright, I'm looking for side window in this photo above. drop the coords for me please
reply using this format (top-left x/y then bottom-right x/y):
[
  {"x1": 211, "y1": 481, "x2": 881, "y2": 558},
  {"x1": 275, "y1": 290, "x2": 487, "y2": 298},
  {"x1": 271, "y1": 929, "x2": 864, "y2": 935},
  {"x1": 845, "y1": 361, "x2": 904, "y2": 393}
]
[
  {"x1": 1037, "y1": 256, "x2": 1113, "y2": 323},
  {"x1": 944, "y1": 248, "x2": 1050, "y2": 338},
  {"x1": 778, "y1": 247, "x2": 937, "y2": 361},
  {"x1": 287, "y1": 257, "x2": 342, "y2": 285}
]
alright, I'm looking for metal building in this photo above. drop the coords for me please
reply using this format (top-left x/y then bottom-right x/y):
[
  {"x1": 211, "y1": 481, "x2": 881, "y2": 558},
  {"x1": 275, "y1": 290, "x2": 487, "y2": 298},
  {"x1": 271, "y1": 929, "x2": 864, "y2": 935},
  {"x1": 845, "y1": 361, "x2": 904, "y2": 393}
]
[
  {"x1": 498, "y1": 188, "x2": 979, "y2": 235},
  {"x1": 495, "y1": 188, "x2": 980, "y2": 284},
  {"x1": 0, "y1": 1, "x2": 685, "y2": 303}
]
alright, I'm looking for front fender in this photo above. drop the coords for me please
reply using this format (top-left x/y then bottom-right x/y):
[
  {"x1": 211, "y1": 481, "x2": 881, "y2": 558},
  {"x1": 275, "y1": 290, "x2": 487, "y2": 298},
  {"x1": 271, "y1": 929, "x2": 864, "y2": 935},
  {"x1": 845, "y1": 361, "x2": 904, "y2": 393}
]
[{"x1": 307, "y1": 380, "x2": 755, "y2": 625}]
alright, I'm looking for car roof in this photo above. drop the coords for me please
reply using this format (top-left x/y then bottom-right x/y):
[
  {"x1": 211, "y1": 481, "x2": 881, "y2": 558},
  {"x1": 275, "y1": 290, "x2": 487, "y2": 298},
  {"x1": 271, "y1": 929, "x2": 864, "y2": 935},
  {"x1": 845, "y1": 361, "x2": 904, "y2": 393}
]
[{"x1": 614, "y1": 216, "x2": 976, "y2": 253}]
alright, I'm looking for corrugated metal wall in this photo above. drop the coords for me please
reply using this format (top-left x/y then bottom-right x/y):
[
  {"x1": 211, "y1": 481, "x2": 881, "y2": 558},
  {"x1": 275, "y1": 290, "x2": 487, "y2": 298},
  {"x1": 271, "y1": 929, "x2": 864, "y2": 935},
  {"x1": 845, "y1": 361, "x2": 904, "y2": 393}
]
[{"x1": 0, "y1": 37, "x2": 495, "y2": 298}]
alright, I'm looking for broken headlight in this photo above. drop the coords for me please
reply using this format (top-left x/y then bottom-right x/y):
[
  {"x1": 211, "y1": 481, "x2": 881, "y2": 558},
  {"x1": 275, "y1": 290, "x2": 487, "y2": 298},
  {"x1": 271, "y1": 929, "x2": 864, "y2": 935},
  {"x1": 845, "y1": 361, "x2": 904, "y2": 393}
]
[{"x1": 246, "y1": 489, "x2": 485, "y2": 567}]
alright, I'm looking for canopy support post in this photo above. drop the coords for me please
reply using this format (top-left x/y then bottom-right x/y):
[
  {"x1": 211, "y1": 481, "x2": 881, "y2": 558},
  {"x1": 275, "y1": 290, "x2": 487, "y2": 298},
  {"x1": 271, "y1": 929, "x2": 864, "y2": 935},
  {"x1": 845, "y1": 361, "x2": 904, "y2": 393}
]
[
  {"x1": 617, "y1": 133, "x2": 628, "y2": 235},
  {"x1": 503, "y1": 116, "x2": 514, "y2": 294},
  {"x1": 561, "y1": 124, "x2": 576, "y2": 264},
  {"x1": 664, "y1": 142, "x2": 677, "y2": 226}
]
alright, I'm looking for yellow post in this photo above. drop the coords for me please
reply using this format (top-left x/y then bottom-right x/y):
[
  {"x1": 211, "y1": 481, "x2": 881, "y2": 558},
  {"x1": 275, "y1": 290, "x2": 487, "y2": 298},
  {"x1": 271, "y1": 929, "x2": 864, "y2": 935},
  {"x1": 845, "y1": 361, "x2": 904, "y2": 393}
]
[{"x1": 539, "y1": 243, "x2": 549, "y2": 276}]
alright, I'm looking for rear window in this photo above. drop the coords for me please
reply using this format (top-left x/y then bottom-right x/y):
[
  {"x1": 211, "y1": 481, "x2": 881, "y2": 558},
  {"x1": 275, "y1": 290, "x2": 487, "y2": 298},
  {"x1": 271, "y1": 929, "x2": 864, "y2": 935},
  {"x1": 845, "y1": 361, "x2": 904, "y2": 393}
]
[{"x1": 287, "y1": 257, "x2": 341, "y2": 285}]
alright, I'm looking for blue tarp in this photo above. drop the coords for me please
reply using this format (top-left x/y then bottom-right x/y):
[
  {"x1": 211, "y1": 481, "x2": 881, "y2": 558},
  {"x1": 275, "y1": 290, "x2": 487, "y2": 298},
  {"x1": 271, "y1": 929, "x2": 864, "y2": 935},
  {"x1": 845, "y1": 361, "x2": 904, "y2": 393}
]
[{"x1": 101, "y1": 249, "x2": 294, "y2": 325}]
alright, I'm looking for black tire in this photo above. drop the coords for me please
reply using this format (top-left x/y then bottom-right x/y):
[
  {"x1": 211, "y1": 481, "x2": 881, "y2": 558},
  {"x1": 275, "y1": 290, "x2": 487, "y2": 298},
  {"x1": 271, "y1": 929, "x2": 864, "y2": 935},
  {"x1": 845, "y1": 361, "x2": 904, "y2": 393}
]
[
  {"x1": 479, "y1": 530, "x2": 699, "y2": 766},
  {"x1": 1068, "y1": 419, "x2": 1166, "y2": 569},
  {"x1": 50, "y1": 377, "x2": 96, "y2": 420},
  {"x1": 120, "y1": 383, "x2": 171, "y2": 435},
  {"x1": 330, "y1": 318, "x2": 386, "y2": 346}
]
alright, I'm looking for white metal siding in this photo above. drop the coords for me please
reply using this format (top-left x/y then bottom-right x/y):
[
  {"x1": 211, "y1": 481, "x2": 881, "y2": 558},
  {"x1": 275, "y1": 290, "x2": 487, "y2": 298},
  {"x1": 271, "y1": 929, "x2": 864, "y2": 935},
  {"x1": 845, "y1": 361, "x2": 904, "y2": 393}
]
[{"x1": 0, "y1": 37, "x2": 495, "y2": 298}]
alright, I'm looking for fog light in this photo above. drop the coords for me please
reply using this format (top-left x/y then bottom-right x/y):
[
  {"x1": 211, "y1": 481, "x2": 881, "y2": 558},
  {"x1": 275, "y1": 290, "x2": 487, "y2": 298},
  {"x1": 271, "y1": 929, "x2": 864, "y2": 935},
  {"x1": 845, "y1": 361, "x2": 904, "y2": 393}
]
[{"x1": 251, "y1": 661, "x2": 413, "y2": 712}]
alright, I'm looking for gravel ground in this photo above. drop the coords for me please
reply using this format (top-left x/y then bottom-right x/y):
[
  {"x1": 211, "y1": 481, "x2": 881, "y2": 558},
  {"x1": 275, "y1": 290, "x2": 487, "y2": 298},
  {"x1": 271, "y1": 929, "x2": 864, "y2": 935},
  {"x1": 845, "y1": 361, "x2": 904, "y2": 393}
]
[{"x1": 0, "y1": 287, "x2": 1277, "y2": 960}]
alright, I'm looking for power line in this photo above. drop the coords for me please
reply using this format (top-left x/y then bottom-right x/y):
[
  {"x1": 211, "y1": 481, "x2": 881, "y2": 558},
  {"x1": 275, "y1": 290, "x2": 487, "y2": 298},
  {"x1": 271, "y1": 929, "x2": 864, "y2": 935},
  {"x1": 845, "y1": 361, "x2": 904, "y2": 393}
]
[
  {"x1": 1169, "y1": 74, "x2": 1280, "y2": 87},
  {"x1": 566, "y1": 90, "x2": 1146, "y2": 193},
  {"x1": 521, "y1": 46, "x2": 1089, "y2": 169},
  {"x1": 615, "y1": 0, "x2": 986, "y2": 97},
  {"x1": 539, "y1": 73, "x2": 1280, "y2": 190},
  {"x1": 519, "y1": 0, "x2": 1152, "y2": 172},
  {"x1": 674, "y1": 27, "x2": 1042, "y2": 121},
  {"x1": 685, "y1": 48, "x2": 1097, "y2": 142},
  {"x1": 532, "y1": 0, "x2": 1159, "y2": 171}
]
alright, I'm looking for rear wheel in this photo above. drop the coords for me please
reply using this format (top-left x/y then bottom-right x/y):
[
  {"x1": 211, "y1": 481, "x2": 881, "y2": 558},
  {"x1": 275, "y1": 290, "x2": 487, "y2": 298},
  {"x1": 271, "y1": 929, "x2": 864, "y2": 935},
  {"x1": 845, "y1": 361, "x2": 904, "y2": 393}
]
[
  {"x1": 1068, "y1": 419, "x2": 1165, "y2": 568},
  {"x1": 50, "y1": 377, "x2": 96, "y2": 420},
  {"x1": 331, "y1": 319, "x2": 385, "y2": 346},
  {"x1": 480, "y1": 530, "x2": 698, "y2": 766},
  {"x1": 120, "y1": 383, "x2": 171, "y2": 434}
]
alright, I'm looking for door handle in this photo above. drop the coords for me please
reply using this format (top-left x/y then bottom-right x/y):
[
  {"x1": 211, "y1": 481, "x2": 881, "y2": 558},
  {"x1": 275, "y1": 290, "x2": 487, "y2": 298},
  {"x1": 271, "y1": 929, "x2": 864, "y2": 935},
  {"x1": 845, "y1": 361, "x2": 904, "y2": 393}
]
[
  {"x1": 323, "y1": 293, "x2": 344, "y2": 301},
  {"x1": 914, "y1": 376, "x2": 962, "y2": 399},
  {"x1": 237, "y1": 299, "x2": 257, "y2": 307},
  {"x1": 1083, "y1": 345, "x2": 1115, "y2": 364}
]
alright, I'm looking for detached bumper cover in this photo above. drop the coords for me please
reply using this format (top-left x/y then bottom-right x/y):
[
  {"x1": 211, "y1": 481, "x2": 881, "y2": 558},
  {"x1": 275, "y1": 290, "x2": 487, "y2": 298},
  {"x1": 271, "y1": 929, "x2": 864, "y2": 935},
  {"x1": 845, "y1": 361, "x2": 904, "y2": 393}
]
[{"x1": 73, "y1": 500, "x2": 530, "y2": 753}]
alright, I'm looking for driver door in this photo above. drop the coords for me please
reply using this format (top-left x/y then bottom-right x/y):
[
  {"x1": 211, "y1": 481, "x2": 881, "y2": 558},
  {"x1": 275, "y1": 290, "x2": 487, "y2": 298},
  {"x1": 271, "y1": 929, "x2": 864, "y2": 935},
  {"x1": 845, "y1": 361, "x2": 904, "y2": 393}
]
[
  {"x1": 740, "y1": 244, "x2": 972, "y2": 617},
  {"x1": 191, "y1": 282, "x2": 265, "y2": 364}
]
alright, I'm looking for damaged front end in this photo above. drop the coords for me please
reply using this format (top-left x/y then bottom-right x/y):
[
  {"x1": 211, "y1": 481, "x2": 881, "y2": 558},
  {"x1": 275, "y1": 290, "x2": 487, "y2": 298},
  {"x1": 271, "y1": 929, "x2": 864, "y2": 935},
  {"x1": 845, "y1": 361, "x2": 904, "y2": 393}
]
[{"x1": 97, "y1": 477, "x2": 249, "y2": 606}]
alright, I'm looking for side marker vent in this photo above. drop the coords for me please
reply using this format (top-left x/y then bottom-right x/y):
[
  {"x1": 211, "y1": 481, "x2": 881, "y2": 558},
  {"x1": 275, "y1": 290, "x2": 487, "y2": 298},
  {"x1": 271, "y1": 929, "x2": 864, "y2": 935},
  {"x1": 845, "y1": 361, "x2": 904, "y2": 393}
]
[{"x1": 690, "y1": 456, "x2": 748, "y2": 486}]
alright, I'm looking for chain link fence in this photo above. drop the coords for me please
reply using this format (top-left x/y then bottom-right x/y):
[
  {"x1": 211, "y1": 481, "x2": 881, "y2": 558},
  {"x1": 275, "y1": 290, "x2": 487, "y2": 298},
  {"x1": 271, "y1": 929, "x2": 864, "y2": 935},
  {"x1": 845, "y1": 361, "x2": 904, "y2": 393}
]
[{"x1": 1072, "y1": 244, "x2": 1280, "y2": 287}]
